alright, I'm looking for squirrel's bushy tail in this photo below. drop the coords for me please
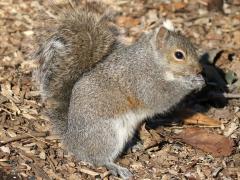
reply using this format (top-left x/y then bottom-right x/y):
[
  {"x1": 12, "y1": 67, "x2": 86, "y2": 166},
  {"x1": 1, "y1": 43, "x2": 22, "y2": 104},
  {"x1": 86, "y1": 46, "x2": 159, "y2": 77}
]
[{"x1": 33, "y1": 4, "x2": 116, "y2": 133}]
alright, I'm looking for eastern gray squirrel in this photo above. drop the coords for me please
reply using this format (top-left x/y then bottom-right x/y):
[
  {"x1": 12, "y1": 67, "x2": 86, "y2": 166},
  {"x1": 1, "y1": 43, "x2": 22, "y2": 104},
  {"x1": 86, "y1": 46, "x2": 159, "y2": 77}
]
[{"x1": 33, "y1": 3, "x2": 205, "y2": 179}]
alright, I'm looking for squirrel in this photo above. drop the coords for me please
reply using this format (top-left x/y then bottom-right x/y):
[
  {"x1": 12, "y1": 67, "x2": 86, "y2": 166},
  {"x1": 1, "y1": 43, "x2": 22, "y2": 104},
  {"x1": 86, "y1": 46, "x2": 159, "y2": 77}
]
[{"x1": 33, "y1": 2, "x2": 205, "y2": 179}]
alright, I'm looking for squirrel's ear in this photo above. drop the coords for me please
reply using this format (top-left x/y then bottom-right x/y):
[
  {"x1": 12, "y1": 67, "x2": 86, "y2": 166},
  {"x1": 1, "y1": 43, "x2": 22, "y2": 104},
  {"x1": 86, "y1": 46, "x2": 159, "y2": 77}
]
[{"x1": 155, "y1": 27, "x2": 169, "y2": 49}]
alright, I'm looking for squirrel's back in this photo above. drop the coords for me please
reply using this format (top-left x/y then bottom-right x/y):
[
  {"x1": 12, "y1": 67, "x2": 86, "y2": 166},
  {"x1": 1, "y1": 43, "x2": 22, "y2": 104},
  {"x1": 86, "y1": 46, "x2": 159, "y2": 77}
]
[{"x1": 34, "y1": 4, "x2": 117, "y2": 133}]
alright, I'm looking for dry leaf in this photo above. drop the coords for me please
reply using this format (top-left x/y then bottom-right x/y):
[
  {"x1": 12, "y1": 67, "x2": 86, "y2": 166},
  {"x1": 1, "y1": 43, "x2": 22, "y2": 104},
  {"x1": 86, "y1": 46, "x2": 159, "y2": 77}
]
[
  {"x1": 116, "y1": 16, "x2": 140, "y2": 28},
  {"x1": 174, "y1": 128, "x2": 234, "y2": 157},
  {"x1": 139, "y1": 124, "x2": 163, "y2": 149},
  {"x1": 183, "y1": 112, "x2": 221, "y2": 127},
  {"x1": 0, "y1": 0, "x2": 239, "y2": 179}
]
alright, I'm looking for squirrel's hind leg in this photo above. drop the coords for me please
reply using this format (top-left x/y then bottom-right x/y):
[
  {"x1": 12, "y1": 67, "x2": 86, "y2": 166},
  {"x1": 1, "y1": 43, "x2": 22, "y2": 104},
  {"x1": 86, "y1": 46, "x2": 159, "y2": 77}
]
[
  {"x1": 92, "y1": 121, "x2": 133, "y2": 179},
  {"x1": 105, "y1": 162, "x2": 133, "y2": 179},
  {"x1": 65, "y1": 119, "x2": 133, "y2": 179}
]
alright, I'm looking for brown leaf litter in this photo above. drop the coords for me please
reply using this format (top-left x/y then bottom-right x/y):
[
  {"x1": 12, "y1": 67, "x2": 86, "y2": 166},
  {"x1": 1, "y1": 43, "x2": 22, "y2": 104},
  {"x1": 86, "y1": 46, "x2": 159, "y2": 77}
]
[
  {"x1": 0, "y1": 0, "x2": 239, "y2": 179},
  {"x1": 173, "y1": 127, "x2": 235, "y2": 157}
]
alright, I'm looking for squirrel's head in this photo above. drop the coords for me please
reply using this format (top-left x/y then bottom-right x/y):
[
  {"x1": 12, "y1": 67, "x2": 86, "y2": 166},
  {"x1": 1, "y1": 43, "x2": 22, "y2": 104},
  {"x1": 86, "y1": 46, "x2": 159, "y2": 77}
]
[{"x1": 152, "y1": 27, "x2": 205, "y2": 90}]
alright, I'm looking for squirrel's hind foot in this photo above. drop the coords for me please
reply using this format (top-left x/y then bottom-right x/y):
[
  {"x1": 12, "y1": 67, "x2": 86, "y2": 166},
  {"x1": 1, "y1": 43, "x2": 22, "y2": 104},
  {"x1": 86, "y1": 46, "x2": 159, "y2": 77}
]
[{"x1": 106, "y1": 163, "x2": 133, "y2": 179}]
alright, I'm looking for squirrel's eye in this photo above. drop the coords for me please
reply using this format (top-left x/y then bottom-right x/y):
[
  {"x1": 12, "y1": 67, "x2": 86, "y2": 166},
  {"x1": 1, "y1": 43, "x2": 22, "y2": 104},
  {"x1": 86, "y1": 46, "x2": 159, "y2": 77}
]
[{"x1": 174, "y1": 51, "x2": 185, "y2": 61}]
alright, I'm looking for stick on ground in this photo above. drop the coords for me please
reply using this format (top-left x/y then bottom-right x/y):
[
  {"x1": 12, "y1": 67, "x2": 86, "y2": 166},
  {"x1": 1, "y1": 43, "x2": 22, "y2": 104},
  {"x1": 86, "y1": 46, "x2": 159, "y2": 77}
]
[{"x1": 0, "y1": 132, "x2": 48, "y2": 146}]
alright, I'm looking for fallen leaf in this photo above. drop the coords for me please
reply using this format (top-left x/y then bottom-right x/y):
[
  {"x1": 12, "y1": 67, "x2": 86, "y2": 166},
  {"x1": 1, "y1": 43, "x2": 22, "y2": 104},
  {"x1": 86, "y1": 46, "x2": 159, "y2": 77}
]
[
  {"x1": 174, "y1": 128, "x2": 234, "y2": 157},
  {"x1": 139, "y1": 124, "x2": 163, "y2": 149},
  {"x1": 183, "y1": 112, "x2": 221, "y2": 127},
  {"x1": 116, "y1": 16, "x2": 140, "y2": 28}
]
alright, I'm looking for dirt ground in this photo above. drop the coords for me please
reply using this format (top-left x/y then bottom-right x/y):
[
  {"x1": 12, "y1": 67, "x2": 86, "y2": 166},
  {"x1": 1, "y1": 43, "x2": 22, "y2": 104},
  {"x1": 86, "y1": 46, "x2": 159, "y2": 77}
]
[{"x1": 0, "y1": 0, "x2": 240, "y2": 179}]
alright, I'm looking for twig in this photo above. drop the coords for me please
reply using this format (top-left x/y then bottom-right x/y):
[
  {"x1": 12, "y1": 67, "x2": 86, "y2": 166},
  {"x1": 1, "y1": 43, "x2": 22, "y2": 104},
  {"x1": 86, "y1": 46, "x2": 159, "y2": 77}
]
[
  {"x1": 0, "y1": 107, "x2": 13, "y2": 120},
  {"x1": 101, "y1": 171, "x2": 112, "y2": 179},
  {"x1": 209, "y1": 92, "x2": 240, "y2": 99},
  {"x1": 2, "y1": 125, "x2": 52, "y2": 146},
  {"x1": 79, "y1": 167, "x2": 101, "y2": 178},
  {"x1": 185, "y1": 14, "x2": 209, "y2": 22},
  {"x1": 212, "y1": 167, "x2": 223, "y2": 177},
  {"x1": 68, "y1": 0, "x2": 75, "y2": 10},
  {"x1": 0, "y1": 132, "x2": 48, "y2": 146},
  {"x1": 46, "y1": 155, "x2": 56, "y2": 172}
]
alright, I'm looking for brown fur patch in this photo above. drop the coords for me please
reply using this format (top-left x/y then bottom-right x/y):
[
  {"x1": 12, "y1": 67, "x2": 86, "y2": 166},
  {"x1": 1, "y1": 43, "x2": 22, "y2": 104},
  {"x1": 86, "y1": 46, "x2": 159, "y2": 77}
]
[
  {"x1": 112, "y1": 96, "x2": 144, "y2": 117},
  {"x1": 127, "y1": 96, "x2": 144, "y2": 109}
]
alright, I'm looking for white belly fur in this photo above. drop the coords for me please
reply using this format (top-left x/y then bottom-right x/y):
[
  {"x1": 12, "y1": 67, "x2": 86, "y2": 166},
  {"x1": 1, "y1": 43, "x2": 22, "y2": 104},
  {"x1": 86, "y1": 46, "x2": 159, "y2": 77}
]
[{"x1": 113, "y1": 109, "x2": 153, "y2": 157}]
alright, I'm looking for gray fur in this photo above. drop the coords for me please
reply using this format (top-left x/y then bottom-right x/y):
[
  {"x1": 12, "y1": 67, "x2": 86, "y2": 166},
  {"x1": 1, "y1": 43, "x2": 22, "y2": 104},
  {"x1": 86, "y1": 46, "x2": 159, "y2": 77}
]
[
  {"x1": 34, "y1": 6, "x2": 205, "y2": 179},
  {"x1": 34, "y1": 7, "x2": 117, "y2": 134}
]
